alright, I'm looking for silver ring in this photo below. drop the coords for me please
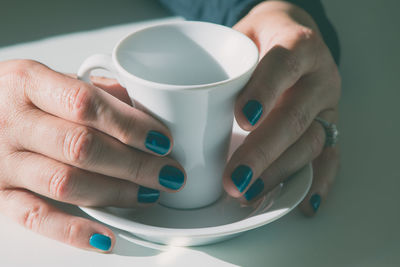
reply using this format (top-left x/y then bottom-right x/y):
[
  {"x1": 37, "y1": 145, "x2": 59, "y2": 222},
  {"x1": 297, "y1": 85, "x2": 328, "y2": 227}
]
[{"x1": 314, "y1": 117, "x2": 339, "y2": 147}]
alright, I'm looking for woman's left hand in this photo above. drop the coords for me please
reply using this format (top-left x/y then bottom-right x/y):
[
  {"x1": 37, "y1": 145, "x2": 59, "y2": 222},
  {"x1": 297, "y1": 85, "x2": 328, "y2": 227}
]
[{"x1": 223, "y1": 1, "x2": 341, "y2": 215}]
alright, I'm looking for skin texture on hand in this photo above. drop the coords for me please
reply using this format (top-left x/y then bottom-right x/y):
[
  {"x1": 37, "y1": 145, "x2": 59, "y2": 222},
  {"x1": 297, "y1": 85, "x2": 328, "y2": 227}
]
[
  {"x1": 223, "y1": 1, "x2": 341, "y2": 216},
  {"x1": 0, "y1": 1, "x2": 340, "y2": 252},
  {"x1": 0, "y1": 60, "x2": 186, "y2": 252}
]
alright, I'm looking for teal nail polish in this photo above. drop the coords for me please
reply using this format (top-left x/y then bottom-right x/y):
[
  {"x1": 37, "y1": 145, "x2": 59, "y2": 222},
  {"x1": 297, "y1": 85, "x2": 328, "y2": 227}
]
[
  {"x1": 310, "y1": 194, "x2": 321, "y2": 212},
  {"x1": 242, "y1": 100, "x2": 263, "y2": 126},
  {"x1": 145, "y1": 131, "x2": 170, "y2": 155},
  {"x1": 159, "y1": 165, "x2": 184, "y2": 190},
  {"x1": 244, "y1": 178, "x2": 264, "y2": 201},
  {"x1": 137, "y1": 186, "x2": 160, "y2": 203},
  {"x1": 89, "y1": 233, "x2": 111, "y2": 251},
  {"x1": 231, "y1": 165, "x2": 253, "y2": 193}
]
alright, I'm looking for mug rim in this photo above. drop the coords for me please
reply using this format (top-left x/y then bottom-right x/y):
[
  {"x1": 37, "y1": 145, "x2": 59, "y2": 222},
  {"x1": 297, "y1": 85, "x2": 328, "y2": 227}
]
[{"x1": 112, "y1": 20, "x2": 259, "y2": 91}]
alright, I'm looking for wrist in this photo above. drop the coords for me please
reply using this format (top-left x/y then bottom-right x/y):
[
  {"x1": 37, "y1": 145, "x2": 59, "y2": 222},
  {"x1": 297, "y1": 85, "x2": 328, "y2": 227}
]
[{"x1": 249, "y1": 1, "x2": 318, "y2": 30}]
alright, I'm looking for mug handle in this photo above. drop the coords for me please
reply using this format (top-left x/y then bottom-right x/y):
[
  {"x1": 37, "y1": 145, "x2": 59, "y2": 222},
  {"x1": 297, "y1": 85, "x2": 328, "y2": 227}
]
[{"x1": 77, "y1": 54, "x2": 125, "y2": 88}]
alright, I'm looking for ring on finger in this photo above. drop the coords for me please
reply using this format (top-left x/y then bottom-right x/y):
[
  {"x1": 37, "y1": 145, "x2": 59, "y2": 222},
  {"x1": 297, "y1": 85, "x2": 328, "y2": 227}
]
[{"x1": 314, "y1": 117, "x2": 339, "y2": 147}]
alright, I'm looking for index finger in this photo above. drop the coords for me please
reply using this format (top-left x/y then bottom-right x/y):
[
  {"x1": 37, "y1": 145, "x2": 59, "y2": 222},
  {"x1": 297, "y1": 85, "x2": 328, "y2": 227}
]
[
  {"x1": 9, "y1": 60, "x2": 173, "y2": 156},
  {"x1": 235, "y1": 26, "x2": 320, "y2": 130}
]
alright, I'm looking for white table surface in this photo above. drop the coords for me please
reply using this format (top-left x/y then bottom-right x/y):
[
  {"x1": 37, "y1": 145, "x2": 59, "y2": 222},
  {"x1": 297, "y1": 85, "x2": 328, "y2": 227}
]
[{"x1": 1, "y1": 1, "x2": 399, "y2": 266}]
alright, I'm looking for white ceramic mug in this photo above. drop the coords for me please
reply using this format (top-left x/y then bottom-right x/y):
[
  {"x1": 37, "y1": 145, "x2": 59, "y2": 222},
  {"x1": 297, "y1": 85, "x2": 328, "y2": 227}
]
[{"x1": 77, "y1": 21, "x2": 258, "y2": 209}]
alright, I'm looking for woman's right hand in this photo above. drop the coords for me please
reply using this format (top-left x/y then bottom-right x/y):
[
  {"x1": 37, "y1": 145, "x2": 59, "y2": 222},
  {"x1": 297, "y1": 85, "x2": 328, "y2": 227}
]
[{"x1": 0, "y1": 59, "x2": 186, "y2": 252}]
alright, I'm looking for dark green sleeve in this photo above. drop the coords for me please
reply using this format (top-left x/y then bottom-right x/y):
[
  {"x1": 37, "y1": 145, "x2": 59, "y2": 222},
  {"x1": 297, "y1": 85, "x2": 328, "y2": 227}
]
[{"x1": 159, "y1": 0, "x2": 340, "y2": 65}]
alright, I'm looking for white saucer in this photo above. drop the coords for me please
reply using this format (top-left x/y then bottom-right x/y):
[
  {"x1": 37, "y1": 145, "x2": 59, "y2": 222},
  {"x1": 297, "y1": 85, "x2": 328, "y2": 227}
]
[
  {"x1": 80, "y1": 124, "x2": 313, "y2": 246},
  {"x1": 80, "y1": 163, "x2": 312, "y2": 246}
]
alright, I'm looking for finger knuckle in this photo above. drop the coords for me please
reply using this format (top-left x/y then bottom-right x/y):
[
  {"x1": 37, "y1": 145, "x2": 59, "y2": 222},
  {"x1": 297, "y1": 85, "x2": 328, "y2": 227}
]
[
  {"x1": 64, "y1": 218, "x2": 84, "y2": 245},
  {"x1": 118, "y1": 116, "x2": 138, "y2": 144},
  {"x1": 5, "y1": 59, "x2": 44, "y2": 81},
  {"x1": 0, "y1": 189, "x2": 15, "y2": 202},
  {"x1": 252, "y1": 144, "x2": 270, "y2": 168},
  {"x1": 22, "y1": 203, "x2": 48, "y2": 231},
  {"x1": 2, "y1": 61, "x2": 33, "y2": 90},
  {"x1": 114, "y1": 184, "x2": 131, "y2": 206},
  {"x1": 276, "y1": 48, "x2": 301, "y2": 78},
  {"x1": 13, "y1": 59, "x2": 39, "y2": 68},
  {"x1": 63, "y1": 127, "x2": 96, "y2": 166},
  {"x1": 64, "y1": 84, "x2": 95, "y2": 122},
  {"x1": 127, "y1": 154, "x2": 146, "y2": 183},
  {"x1": 12, "y1": 59, "x2": 39, "y2": 72},
  {"x1": 48, "y1": 166, "x2": 75, "y2": 200},
  {"x1": 291, "y1": 26, "x2": 318, "y2": 46},
  {"x1": 272, "y1": 27, "x2": 317, "y2": 77},
  {"x1": 8, "y1": 68, "x2": 30, "y2": 85},
  {"x1": 285, "y1": 106, "x2": 311, "y2": 137},
  {"x1": 290, "y1": 26, "x2": 321, "y2": 70},
  {"x1": 0, "y1": 60, "x2": 41, "y2": 91}
]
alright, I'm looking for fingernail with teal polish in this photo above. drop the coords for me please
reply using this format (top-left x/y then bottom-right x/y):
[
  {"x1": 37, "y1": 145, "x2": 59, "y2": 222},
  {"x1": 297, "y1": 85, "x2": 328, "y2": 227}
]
[
  {"x1": 244, "y1": 178, "x2": 264, "y2": 201},
  {"x1": 242, "y1": 100, "x2": 263, "y2": 126},
  {"x1": 231, "y1": 165, "x2": 253, "y2": 193},
  {"x1": 145, "y1": 131, "x2": 170, "y2": 155},
  {"x1": 137, "y1": 186, "x2": 160, "y2": 203},
  {"x1": 159, "y1": 165, "x2": 185, "y2": 190},
  {"x1": 310, "y1": 194, "x2": 321, "y2": 212},
  {"x1": 89, "y1": 233, "x2": 111, "y2": 251}
]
